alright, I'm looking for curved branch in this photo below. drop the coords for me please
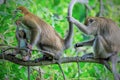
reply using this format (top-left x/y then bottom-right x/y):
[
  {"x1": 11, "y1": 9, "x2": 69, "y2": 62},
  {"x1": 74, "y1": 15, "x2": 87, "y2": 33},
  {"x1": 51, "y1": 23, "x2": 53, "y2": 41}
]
[
  {"x1": 96, "y1": 0, "x2": 103, "y2": 17},
  {"x1": 1, "y1": 53, "x2": 120, "y2": 66},
  {"x1": 85, "y1": 4, "x2": 92, "y2": 11}
]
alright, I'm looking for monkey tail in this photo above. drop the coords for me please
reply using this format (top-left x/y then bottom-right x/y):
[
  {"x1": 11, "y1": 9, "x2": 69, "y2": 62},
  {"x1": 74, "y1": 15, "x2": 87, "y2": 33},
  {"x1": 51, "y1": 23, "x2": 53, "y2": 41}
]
[
  {"x1": 64, "y1": 0, "x2": 75, "y2": 50},
  {"x1": 64, "y1": 22, "x2": 73, "y2": 49},
  {"x1": 64, "y1": 0, "x2": 84, "y2": 49}
]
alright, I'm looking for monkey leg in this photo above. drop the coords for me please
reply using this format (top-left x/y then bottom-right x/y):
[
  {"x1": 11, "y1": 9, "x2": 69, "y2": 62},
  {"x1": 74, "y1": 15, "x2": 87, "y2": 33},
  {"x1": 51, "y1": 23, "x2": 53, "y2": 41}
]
[
  {"x1": 94, "y1": 35, "x2": 111, "y2": 58},
  {"x1": 110, "y1": 54, "x2": 120, "y2": 80},
  {"x1": 94, "y1": 35, "x2": 113, "y2": 72},
  {"x1": 101, "y1": 60, "x2": 112, "y2": 72},
  {"x1": 81, "y1": 53, "x2": 112, "y2": 72}
]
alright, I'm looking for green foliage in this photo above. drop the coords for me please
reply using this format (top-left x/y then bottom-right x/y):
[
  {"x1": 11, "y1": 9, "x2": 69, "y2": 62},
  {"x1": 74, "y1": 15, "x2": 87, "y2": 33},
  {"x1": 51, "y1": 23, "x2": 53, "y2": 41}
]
[{"x1": 0, "y1": 0, "x2": 120, "y2": 80}]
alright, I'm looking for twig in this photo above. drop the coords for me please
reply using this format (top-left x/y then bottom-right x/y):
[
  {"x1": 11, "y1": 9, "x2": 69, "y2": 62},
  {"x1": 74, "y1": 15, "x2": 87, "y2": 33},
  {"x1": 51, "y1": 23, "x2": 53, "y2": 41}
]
[
  {"x1": 96, "y1": 0, "x2": 103, "y2": 17},
  {"x1": 28, "y1": 66, "x2": 30, "y2": 80},
  {"x1": 84, "y1": 4, "x2": 92, "y2": 11},
  {"x1": 57, "y1": 62, "x2": 66, "y2": 80},
  {"x1": 76, "y1": 58, "x2": 80, "y2": 80}
]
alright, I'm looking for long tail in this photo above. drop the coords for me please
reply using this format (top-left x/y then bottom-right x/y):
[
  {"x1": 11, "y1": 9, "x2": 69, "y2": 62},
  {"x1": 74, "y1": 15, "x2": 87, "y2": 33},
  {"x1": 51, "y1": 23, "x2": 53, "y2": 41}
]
[
  {"x1": 64, "y1": 0, "x2": 74, "y2": 50},
  {"x1": 64, "y1": 0, "x2": 87, "y2": 49}
]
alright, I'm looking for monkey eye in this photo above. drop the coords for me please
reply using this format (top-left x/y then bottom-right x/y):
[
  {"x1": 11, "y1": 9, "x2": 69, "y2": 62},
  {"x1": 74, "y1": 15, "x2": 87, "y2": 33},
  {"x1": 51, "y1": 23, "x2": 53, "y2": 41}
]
[{"x1": 89, "y1": 18, "x2": 94, "y2": 23}]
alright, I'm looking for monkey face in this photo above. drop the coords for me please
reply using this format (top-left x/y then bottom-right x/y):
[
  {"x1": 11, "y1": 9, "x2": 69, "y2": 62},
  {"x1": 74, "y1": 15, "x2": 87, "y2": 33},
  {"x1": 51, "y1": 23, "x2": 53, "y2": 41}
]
[
  {"x1": 85, "y1": 17, "x2": 98, "y2": 26},
  {"x1": 17, "y1": 6, "x2": 29, "y2": 14},
  {"x1": 18, "y1": 30, "x2": 26, "y2": 39},
  {"x1": 85, "y1": 17, "x2": 98, "y2": 35}
]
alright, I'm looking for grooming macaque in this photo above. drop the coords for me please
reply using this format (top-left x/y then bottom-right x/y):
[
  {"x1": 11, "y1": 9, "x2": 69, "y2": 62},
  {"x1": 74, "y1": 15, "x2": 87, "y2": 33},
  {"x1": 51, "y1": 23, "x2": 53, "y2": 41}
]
[
  {"x1": 68, "y1": 16, "x2": 120, "y2": 80},
  {"x1": 16, "y1": 21, "x2": 31, "y2": 61},
  {"x1": 15, "y1": 6, "x2": 73, "y2": 61}
]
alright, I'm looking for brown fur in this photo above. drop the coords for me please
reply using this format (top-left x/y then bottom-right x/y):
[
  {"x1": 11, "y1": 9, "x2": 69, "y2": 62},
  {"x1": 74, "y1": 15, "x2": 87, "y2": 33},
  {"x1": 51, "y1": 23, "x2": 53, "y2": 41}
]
[{"x1": 17, "y1": 6, "x2": 73, "y2": 59}]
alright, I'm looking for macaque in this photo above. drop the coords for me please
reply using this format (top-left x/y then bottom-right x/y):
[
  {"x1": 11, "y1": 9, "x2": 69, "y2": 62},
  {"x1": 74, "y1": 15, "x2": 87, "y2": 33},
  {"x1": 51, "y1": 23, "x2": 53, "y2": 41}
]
[
  {"x1": 15, "y1": 6, "x2": 73, "y2": 61},
  {"x1": 16, "y1": 21, "x2": 31, "y2": 80},
  {"x1": 68, "y1": 16, "x2": 120, "y2": 80},
  {"x1": 16, "y1": 21, "x2": 31, "y2": 61}
]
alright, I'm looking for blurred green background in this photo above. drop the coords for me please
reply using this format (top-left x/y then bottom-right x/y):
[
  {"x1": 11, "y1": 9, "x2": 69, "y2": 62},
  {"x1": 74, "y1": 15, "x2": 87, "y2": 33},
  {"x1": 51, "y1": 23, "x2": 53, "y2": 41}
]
[{"x1": 0, "y1": 0, "x2": 120, "y2": 80}]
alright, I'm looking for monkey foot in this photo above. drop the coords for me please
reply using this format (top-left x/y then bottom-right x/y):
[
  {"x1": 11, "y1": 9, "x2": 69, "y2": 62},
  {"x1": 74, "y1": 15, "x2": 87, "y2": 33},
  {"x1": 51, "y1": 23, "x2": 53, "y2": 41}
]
[
  {"x1": 22, "y1": 55, "x2": 30, "y2": 61},
  {"x1": 81, "y1": 53, "x2": 93, "y2": 60}
]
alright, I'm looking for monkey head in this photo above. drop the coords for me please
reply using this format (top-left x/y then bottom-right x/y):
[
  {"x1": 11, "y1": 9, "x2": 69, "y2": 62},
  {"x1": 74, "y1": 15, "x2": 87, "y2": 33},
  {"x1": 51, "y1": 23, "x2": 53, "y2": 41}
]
[
  {"x1": 84, "y1": 17, "x2": 95, "y2": 26},
  {"x1": 18, "y1": 30, "x2": 26, "y2": 39},
  {"x1": 17, "y1": 6, "x2": 29, "y2": 15},
  {"x1": 84, "y1": 17, "x2": 113, "y2": 35},
  {"x1": 84, "y1": 17, "x2": 98, "y2": 35}
]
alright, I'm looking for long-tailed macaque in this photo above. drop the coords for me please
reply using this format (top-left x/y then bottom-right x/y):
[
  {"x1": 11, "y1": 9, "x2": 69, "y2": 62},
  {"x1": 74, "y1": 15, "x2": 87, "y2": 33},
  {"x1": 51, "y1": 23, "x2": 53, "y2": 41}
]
[
  {"x1": 68, "y1": 16, "x2": 120, "y2": 80},
  {"x1": 15, "y1": 6, "x2": 73, "y2": 61},
  {"x1": 16, "y1": 21, "x2": 31, "y2": 80},
  {"x1": 16, "y1": 21, "x2": 31, "y2": 61},
  {"x1": 15, "y1": 6, "x2": 73, "y2": 80}
]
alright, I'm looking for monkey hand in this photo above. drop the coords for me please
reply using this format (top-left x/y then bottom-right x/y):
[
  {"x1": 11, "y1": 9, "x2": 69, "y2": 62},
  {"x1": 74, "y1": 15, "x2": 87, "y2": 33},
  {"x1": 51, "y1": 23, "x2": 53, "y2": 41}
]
[
  {"x1": 67, "y1": 16, "x2": 74, "y2": 23},
  {"x1": 27, "y1": 43, "x2": 32, "y2": 50},
  {"x1": 74, "y1": 43, "x2": 84, "y2": 48},
  {"x1": 81, "y1": 53, "x2": 94, "y2": 60}
]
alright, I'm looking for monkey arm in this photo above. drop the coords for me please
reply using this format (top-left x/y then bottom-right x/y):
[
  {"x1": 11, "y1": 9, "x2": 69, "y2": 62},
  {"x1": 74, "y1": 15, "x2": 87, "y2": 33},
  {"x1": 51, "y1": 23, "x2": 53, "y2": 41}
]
[
  {"x1": 74, "y1": 38, "x2": 95, "y2": 48},
  {"x1": 68, "y1": 17, "x2": 91, "y2": 35},
  {"x1": 16, "y1": 26, "x2": 20, "y2": 39},
  {"x1": 30, "y1": 30, "x2": 41, "y2": 48},
  {"x1": 15, "y1": 26, "x2": 21, "y2": 48}
]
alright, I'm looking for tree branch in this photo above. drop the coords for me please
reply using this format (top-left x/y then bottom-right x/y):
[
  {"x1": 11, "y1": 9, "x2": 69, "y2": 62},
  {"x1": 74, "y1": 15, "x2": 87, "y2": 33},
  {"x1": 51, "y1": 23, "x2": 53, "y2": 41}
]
[
  {"x1": 96, "y1": 0, "x2": 104, "y2": 17},
  {"x1": 1, "y1": 53, "x2": 119, "y2": 66}
]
